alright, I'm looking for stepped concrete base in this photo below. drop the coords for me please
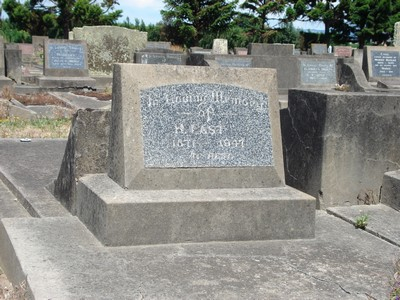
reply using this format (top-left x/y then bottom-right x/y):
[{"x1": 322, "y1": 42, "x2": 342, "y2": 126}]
[
  {"x1": 381, "y1": 170, "x2": 400, "y2": 211},
  {"x1": 38, "y1": 76, "x2": 96, "y2": 89},
  {"x1": 77, "y1": 174, "x2": 316, "y2": 246}
]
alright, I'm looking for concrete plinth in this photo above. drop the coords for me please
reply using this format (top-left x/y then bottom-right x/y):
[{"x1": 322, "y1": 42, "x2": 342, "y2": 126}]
[
  {"x1": 381, "y1": 170, "x2": 400, "y2": 211},
  {"x1": 77, "y1": 174, "x2": 316, "y2": 246},
  {"x1": 38, "y1": 76, "x2": 96, "y2": 89}
]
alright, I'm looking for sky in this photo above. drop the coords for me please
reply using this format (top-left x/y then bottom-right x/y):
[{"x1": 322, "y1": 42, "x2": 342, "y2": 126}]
[{"x1": 116, "y1": 0, "x2": 324, "y2": 31}]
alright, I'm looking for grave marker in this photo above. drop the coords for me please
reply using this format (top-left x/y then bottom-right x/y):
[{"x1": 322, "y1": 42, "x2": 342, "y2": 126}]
[
  {"x1": 39, "y1": 39, "x2": 95, "y2": 88},
  {"x1": 248, "y1": 43, "x2": 294, "y2": 56},
  {"x1": 363, "y1": 46, "x2": 400, "y2": 82},
  {"x1": 108, "y1": 64, "x2": 283, "y2": 190},
  {"x1": 334, "y1": 46, "x2": 353, "y2": 57},
  {"x1": 300, "y1": 59, "x2": 336, "y2": 85},
  {"x1": 75, "y1": 63, "x2": 315, "y2": 246},
  {"x1": 44, "y1": 39, "x2": 88, "y2": 76},
  {"x1": 311, "y1": 43, "x2": 327, "y2": 55}
]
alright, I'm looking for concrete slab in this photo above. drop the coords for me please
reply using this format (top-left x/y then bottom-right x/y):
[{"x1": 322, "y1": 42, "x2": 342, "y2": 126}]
[
  {"x1": 327, "y1": 204, "x2": 400, "y2": 247},
  {"x1": 78, "y1": 174, "x2": 315, "y2": 246},
  {"x1": 0, "y1": 139, "x2": 68, "y2": 217},
  {"x1": 50, "y1": 91, "x2": 111, "y2": 110},
  {"x1": 0, "y1": 180, "x2": 30, "y2": 218},
  {"x1": 0, "y1": 211, "x2": 398, "y2": 299}
]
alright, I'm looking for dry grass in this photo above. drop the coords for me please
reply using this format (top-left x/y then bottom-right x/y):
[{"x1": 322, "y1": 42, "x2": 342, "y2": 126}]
[
  {"x1": 0, "y1": 268, "x2": 29, "y2": 300},
  {"x1": 0, "y1": 117, "x2": 71, "y2": 138}
]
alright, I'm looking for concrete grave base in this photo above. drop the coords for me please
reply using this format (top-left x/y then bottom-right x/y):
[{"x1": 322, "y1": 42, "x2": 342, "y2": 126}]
[
  {"x1": 77, "y1": 174, "x2": 316, "y2": 246},
  {"x1": 381, "y1": 170, "x2": 400, "y2": 211},
  {"x1": 38, "y1": 76, "x2": 96, "y2": 89}
]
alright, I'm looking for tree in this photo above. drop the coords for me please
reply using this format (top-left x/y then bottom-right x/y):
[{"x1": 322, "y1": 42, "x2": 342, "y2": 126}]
[
  {"x1": 2, "y1": 0, "x2": 122, "y2": 38},
  {"x1": 342, "y1": 0, "x2": 400, "y2": 48},
  {"x1": 161, "y1": 0, "x2": 238, "y2": 47},
  {"x1": 287, "y1": 0, "x2": 338, "y2": 44},
  {"x1": 239, "y1": 0, "x2": 287, "y2": 43}
]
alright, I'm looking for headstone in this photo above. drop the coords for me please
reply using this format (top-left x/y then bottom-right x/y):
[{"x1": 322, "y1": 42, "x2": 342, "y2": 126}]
[
  {"x1": 234, "y1": 47, "x2": 248, "y2": 55},
  {"x1": 134, "y1": 52, "x2": 187, "y2": 65},
  {"x1": 39, "y1": 39, "x2": 95, "y2": 88},
  {"x1": 212, "y1": 39, "x2": 228, "y2": 55},
  {"x1": 248, "y1": 43, "x2": 294, "y2": 56},
  {"x1": 311, "y1": 43, "x2": 327, "y2": 55},
  {"x1": 75, "y1": 64, "x2": 315, "y2": 246},
  {"x1": 72, "y1": 26, "x2": 147, "y2": 75},
  {"x1": 362, "y1": 46, "x2": 400, "y2": 83},
  {"x1": 215, "y1": 56, "x2": 252, "y2": 68},
  {"x1": 31, "y1": 36, "x2": 48, "y2": 67},
  {"x1": 334, "y1": 46, "x2": 353, "y2": 57},
  {"x1": 5, "y1": 48, "x2": 22, "y2": 84},
  {"x1": 0, "y1": 37, "x2": 13, "y2": 88},
  {"x1": 108, "y1": 64, "x2": 284, "y2": 189},
  {"x1": 394, "y1": 22, "x2": 400, "y2": 47},
  {"x1": 299, "y1": 58, "x2": 336, "y2": 85}
]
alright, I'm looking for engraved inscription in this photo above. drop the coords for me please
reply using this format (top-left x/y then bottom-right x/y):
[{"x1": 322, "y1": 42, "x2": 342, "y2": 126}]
[
  {"x1": 300, "y1": 60, "x2": 336, "y2": 84},
  {"x1": 48, "y1": 44, "x2": 85, "y2": 69},
  {"x1": 371, "y1": 51, "x2": 400, "y2": 77},
  {"x1": 140, "y1": 84, "x2": 273, "y2": 168}
]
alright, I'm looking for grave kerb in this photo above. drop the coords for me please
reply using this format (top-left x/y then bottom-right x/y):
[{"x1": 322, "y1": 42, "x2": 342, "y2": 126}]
[
  {"x1": 44, "y1": 39, "x2": 89, "y2": 77},
  {"x1": 109, "y1": 64, "x2": 284, "y2": 190}
]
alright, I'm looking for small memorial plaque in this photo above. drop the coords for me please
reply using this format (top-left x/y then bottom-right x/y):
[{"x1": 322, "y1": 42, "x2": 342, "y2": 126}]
[
  {"x1": 140, "y1": 83, "x2": 273, "y2": 168},
  {"x1": 300, "y1": 59, "x2": 336, "y2": 84},
  {"x1": 371, "y1": 50, "x2": 399, "y2": 77},
  {"x1": 48, "y1": 43, "x2": 85, "y2": 69}
]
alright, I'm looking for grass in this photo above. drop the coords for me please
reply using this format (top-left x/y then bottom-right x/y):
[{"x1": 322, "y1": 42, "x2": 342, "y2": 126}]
[{"x1": 0, "y1": 117, "x2": 71, "y2": 138}]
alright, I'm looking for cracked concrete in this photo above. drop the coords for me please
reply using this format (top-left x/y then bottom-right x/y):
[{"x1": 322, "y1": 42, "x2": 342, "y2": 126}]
[{"x1": 0, "y1": 139, "x2": 399, "y2": 299}]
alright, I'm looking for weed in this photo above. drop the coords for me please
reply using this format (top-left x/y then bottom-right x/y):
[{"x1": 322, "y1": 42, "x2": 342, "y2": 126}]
[
  {"x1": 390, "y1": 259, "x2": 400, "y2": 300},
  {"x1": 0, "y1": 117, "x2": 71, "y2": 138},
  {"x1": 1, "y1": 86, "x2": 14, "y2": 100},
  {"x1": 354, "y1": 214, "x2": 369, "y2": 229}
]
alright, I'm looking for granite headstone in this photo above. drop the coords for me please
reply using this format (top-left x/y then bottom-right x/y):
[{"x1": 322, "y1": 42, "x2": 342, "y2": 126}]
[
  {"x1": 108, "y1": 64, "x2": 284, "y2": 190},
  {"x1": 362, "y1": 46, "x2": 400, "y2": 82}
]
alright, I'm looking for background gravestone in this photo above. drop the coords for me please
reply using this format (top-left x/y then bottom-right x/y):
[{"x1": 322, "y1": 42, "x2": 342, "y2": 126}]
[
  {"x1": 299, "y1": 58, "x2": 336, "y2": 86},
  {"x1": 39, "y1": 39, "x2": 95, "y2": 88},
  {"x1": 334, "y1": 46, "x2": 353, "y2": 57},
  {"x1": 362, "y1": 46, "x2": 400, "y2": 83},
  {"x1": 248, "y1": 43, "x2": 294, "y2": 56},
  {"x1": 311, "y1": 43, "x2": 327, "y2": 55},
  {"x1": 394, "y1": 22, "x2": 400, "y2": 47},
  {"x1": 212, "y1": 39, "x2": 228, "y2": 55},
  {"x1": 0, "y1": 37, "x2": 13, "y2": 88},
  {"x1": 72, "y1": 26, "x2": 147, "y2": 75}
]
